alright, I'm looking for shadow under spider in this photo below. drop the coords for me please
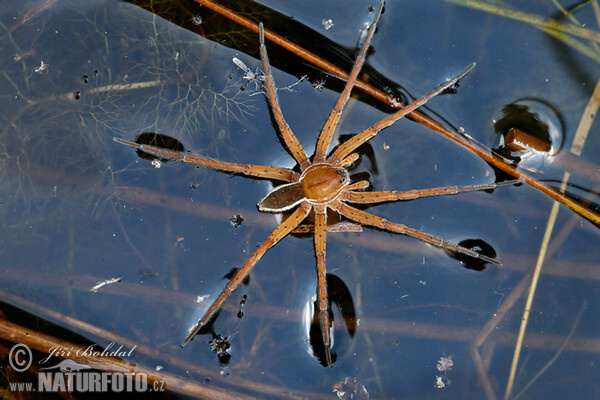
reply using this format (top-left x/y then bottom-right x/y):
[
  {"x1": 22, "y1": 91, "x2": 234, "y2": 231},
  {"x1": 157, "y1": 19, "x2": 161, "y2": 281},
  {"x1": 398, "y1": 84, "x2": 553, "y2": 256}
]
[{"x1": 114, "y1": 0, "x2": 517, "y2": 367}]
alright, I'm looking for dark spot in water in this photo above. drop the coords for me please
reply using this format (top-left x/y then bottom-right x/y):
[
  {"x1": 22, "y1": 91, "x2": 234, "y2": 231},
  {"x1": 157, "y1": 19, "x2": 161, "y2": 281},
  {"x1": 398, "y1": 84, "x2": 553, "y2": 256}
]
[
  {"x1": 74, "y1": 91, "x2": 80, "y2": 100},
  {"x1": 134, "y1": 132, "x2": 184, "y2": 162},
  {"x1": 230, "y1": 214, "x2": 244, "y2": 228},
  {"x1": 448, "y1": 239, "x2": 497, "y2": 271},
  {"x1": 83, "y1": 74, "x2": 88, "y2": 84},
  {"x1": 441, "y1": 80, "x2": 459, "y2": 95},
  {"x1": 209, "y1": 334, "x2": 231, "y2": 364},
  {"x1": 238, "y1": 294, "x2": 247, "y2": 318}
]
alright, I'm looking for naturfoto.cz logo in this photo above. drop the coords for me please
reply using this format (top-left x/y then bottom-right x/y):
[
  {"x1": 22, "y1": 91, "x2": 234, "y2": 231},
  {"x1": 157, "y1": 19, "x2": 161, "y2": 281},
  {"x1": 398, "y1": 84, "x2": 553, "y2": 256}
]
[{"x1": 8, "y1": 343, "x2": 165, "y2": 393}]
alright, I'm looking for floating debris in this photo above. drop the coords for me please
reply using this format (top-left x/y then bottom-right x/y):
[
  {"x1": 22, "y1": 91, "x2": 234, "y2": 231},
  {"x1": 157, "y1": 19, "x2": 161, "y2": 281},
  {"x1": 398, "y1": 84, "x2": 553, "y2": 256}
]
[
  {"x1": 322, "y1": 18, "x2": 334, "y2": 30},
  {"x1": 209, "y1": 335, "x2": 231, "y2": 364},
  {"x1": 313, "y1": 78, "x2": 326, "y2": 91},
  {"x1": 332, "y1": 377, "x2": 369, "y2": 400},
  {"x1": 436, "y1": 355, "x2": 453, "y2": 372},
  {"x1": 435, "y1": 375, "x2": 447, "y2": 389},
  {"x1": 435, "y1": 355, "x2": 453, "y2": 388},
  {"x1": 90, "y1": 276, "x2": 122, "y2": 292},
  {"x1": 14, "y1": 48, "x2": 35, "y2": 62},
  {"x1": 192, "y1": 15, "x2": 203, "y2": 26},
  {"x1": 233, "y1": 56, "x2": 263, "y2": 82},
  {"x1": 237, "y1": 294, "x2": 247, "y2": 318},
  {"x1": 34, "y1": 60, "x2": 49, "y2": 74},
  {"x1": 230, "y1": 214, "x2": 244, "y2": 228},
  {"x1": 196, "y1": 294, "x2": 210, "y2": 303}
]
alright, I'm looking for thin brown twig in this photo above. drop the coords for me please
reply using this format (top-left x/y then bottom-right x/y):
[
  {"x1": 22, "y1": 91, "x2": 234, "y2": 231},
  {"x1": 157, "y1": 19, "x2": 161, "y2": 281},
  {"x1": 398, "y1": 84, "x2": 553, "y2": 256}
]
[
  {"x1": 0, "y1": 317, "x2": 254, "y2": 400},
  {"x1": 193, "y1": 0, "x2": 600, "y2": 225},
  {"x1": 0, "y1": 289, "x2": 338, "y2": 400}
]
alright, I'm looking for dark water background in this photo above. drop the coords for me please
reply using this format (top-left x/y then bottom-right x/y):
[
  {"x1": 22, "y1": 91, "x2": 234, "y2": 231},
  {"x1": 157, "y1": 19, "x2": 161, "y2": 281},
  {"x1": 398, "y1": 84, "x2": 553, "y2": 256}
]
[{"x1": 1, "y1": 0, "x2": 599, "y2": 398}]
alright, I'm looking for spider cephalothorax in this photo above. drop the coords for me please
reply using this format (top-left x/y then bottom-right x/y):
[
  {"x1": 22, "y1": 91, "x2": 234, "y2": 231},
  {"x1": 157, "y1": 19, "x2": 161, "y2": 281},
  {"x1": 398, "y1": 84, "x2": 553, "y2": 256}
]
[
  {"x1": 258, "y1": 163, "x2": 351, "y2": 212},
  {"x1": 114, "y1": 0, "x2": 509, "y2": 367}
]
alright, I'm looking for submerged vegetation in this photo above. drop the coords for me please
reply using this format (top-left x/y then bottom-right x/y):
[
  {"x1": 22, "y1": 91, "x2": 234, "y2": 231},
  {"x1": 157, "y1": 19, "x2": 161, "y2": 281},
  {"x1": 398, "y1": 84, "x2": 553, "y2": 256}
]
[
  {"x1": 0, "y1": 0, "x2": 255, "y2": 229},
  {"x1": 0, "y1": 0, "x2": 598, "y2": 399}
]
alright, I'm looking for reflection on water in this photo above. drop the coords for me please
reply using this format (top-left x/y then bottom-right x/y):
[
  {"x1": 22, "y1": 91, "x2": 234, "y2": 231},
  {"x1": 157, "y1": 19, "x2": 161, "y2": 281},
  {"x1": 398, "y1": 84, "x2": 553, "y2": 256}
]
[
  {"x1": 133, "y1": 133, "x2": 185, "y2": 162},
  {"x1": 445, "y1": 238, "x2": 498, "y2": 271},
  {"x1": 305, "y1": 274, "x2": 356, "y2": 367}
]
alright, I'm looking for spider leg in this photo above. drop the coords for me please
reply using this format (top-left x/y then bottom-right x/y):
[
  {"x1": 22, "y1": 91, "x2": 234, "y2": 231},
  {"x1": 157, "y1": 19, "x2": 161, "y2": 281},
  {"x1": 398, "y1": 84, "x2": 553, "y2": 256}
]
[
  {"x1": 329, "y1": 63, "x2": 476, "y2": 164},
  {"x1": 259, "y1": 23, "x2": 310, "y2": 169},
  {"x1": 341, "y1": 180, "x2": 519, "y2": 204},
  {"x1": 114, "y1": 138, "x2": 298, "y2": 182},
  {"x1": 182, "y1": 202, "x2": 312, "y2": 346},
  {"x1": 314, "y1": 0, "x2": 385, "y2": 162},
  {"x1": 330, "y1": 200, "x2": 501, "y2": 267},
  {"x1": 313, "y1": 204, "x2": 333, "y2": 367}
]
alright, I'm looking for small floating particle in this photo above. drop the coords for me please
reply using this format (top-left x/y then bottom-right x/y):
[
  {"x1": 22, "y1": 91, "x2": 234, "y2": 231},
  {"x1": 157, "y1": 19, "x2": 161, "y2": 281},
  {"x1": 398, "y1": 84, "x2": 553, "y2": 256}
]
[
  {"x1": 313, "y1": 78, "x2": 326, "y2": 91},
  {"x1": 34, "y1": 60, "x2": 49, "y2": 74},
  {"x1": 90, "y1": 276, "x2": 122, "y2": 292},
  {"x1": 196, "y1": 294, "x2": 210, "y2": 303},
  {"x1": 192, "y1": 15, "x2": 203, "y2": 26},
  {"x1": 322, "y1": 19, "x2": 334, "y2": 30},
  {"x1": 332, "y1": 377, "x2": 368, "y2": 400},
  {"x1": 237, "y1": 294, "x2": 247, "y2": 318},
  {"x1": 230, "y1": 214, "x2": 244, "y2": 228},
  {"x1": 435, "y1": 375, "x2": 446, "y2": 389},
  {"x1": 209, "y1": 334, "x2": 231, "y2": 364},
  {"x1": 13, "y1": 49, "x2": 35, "y2": 62},
  {"x1": 436, "y1": 355, "x2": 453, "y2": 372}
]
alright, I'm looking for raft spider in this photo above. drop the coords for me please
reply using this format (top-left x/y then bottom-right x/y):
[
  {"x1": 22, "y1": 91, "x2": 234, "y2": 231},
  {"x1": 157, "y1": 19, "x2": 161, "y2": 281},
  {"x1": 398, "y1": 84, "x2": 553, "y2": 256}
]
[{"x1": 114, "y1": 0, "x2": 509, "y2": 367}]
